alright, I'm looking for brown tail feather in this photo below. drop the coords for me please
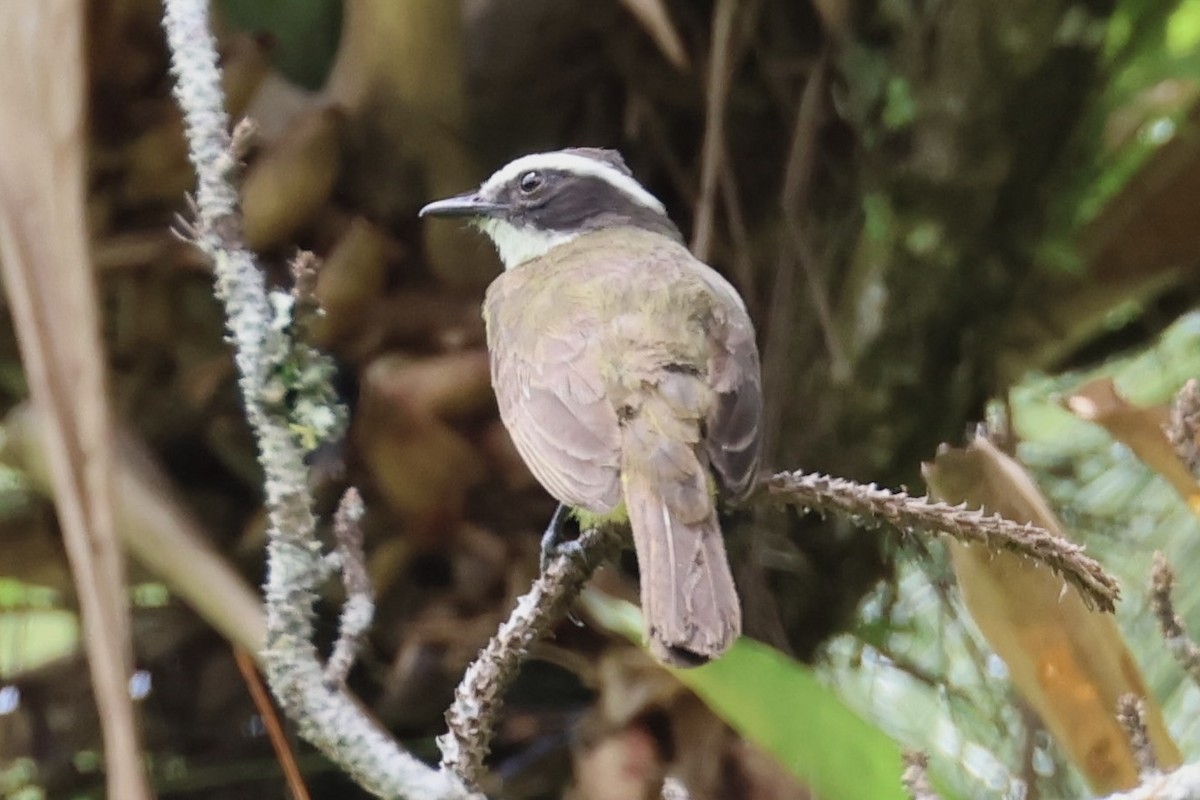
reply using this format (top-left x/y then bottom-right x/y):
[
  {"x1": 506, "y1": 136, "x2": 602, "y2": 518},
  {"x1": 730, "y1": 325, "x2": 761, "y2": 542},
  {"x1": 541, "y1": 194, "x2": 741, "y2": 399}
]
[{"x1": 623, "y1": 470, "x2": 741, "y2": 666}]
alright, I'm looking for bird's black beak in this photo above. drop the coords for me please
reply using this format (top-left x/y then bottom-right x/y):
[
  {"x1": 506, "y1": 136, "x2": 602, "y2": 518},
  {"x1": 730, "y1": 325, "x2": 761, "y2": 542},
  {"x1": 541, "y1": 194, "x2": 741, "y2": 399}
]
[{"x1": 419, "y1": 191, "x2": 505, "y2": 218}]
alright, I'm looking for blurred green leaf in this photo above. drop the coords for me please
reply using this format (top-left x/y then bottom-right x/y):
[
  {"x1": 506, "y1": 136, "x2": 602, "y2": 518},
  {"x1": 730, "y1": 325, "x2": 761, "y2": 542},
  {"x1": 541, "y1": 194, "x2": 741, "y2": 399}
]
[
  {"x1": 582, "y1": 590, "x2": 909, "y2": 800},
  {"x1": 882, "y1": 77, "x2": 917, "y2": 130},
  {"x1": 1167, "y1": 0, "x2": 1200, "y2": 55},
  {"x1": 0, "y1": 608, "x2": 78, "y2": 676},
  {"x1": 219, "y1": 0, "x2": 341, "y2": 90}
]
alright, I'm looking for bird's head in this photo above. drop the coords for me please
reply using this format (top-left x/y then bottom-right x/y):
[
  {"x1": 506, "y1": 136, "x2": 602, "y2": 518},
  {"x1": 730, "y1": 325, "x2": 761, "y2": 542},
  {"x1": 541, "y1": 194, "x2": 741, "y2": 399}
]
[{"x1": 419, "y1": 148, "x2": 681, "y2": 269}]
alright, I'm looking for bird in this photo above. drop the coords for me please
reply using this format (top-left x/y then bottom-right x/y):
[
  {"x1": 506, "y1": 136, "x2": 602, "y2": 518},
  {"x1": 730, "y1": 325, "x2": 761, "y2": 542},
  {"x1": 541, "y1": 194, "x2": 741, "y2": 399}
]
[{"x1": 420, "y1": 147, "x2": 762, "y2": 666}]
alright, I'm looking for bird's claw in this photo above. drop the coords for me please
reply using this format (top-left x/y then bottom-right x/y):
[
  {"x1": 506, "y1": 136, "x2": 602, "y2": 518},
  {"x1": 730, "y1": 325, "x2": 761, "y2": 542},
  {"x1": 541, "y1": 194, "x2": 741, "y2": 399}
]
[{"x1": 540, "y1": 503, "x2": 585, "y2": 573}]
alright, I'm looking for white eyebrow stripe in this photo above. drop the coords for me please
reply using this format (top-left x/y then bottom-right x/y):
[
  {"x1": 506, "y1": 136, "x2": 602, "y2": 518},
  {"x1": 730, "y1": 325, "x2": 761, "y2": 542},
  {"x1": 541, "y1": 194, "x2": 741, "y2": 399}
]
[{"x1": 481, "y1": 151, "x2": 666, "y2": 213}]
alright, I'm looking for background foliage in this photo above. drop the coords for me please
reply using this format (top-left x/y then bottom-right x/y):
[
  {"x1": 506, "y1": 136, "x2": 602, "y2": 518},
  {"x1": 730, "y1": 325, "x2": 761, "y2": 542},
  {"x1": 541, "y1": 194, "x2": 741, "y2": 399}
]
[{"x1": 3, "y1": 0, "x2": 1200, "y2": 798}]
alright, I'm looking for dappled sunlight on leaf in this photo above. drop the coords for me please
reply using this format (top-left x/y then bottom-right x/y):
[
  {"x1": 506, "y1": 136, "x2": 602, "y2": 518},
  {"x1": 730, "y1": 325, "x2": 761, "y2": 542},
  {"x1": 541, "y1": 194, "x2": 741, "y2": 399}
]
[
  {"x1": 925, "y1": 437, "x2": 1180, "y2": 794},
  {"x1": 1065, "y1": 377, "x2": 1200, "y2": 512},
  {"x1": 582, "y1": 589, "x2": 907, "y2": 800}
]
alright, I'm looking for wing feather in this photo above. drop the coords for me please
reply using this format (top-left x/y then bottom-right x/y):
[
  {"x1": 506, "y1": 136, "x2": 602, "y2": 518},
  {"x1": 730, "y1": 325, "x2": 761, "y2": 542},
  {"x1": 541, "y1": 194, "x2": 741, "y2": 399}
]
[
  {"x1": 482, "y1": 234, "x2": 761, "y2": 513},
  {"x1": 486, "y1": 293, "x2": 622, "y2": 513},
  {"x1": 697, "y1": 267, "x2": 763, "y2": 500}
]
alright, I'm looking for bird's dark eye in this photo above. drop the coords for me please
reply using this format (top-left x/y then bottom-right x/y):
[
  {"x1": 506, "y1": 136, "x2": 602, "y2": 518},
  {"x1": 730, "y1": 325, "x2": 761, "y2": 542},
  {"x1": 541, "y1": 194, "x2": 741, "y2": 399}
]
[{"x1": 518, "y1": 171, "x2": 543, "y2": 194}]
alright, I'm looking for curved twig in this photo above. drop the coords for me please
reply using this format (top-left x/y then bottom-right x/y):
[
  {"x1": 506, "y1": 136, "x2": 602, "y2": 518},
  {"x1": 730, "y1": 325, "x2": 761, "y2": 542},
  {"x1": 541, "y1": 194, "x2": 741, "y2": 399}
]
[
  {"x1": 439, "y1": 523, "x2": 623, "y2": 789},
  {"x1": 763, "y1": 471, "x2": 1120, "y2": 612}
]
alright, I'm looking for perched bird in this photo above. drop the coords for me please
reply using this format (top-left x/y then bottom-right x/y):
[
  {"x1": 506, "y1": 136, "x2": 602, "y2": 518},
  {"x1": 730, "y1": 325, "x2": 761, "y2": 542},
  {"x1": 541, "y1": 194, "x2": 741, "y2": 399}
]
[{"x1": 420, "y1": 148, "x2": 762, "y2": 665}]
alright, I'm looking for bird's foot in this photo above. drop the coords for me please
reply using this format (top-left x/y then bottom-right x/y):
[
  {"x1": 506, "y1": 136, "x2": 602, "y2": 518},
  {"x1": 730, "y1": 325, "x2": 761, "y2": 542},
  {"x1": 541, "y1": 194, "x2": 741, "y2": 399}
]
[{"x1": 540, "y1": 503, "x2": 586, "y2": 573}]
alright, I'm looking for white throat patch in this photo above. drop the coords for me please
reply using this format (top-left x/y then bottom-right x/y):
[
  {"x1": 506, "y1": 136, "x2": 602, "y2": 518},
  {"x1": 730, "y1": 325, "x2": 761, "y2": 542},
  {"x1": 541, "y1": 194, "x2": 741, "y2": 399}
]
[{"x1": 479, "y1": 218, "x2": 582, "y2": 269}]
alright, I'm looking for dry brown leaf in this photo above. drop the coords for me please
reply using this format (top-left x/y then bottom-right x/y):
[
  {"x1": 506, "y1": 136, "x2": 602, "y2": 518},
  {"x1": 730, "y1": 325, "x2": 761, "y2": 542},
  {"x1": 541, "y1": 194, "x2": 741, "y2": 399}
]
[
  {"x1": 479, "y1": 418, "x2": 540, "y2": 491},
  {"x1": 571, "y1": 646, "x2": 809, "y2": 800},
  {"x1": 241, "y1": 103, "x2": 343, "y2": 252},
  {"x1": 0, "y1": 4, "x2": 149, "y2": 797},
  {"x1": 324, "y1": 0, "x2": 486, "y2": 288},
  {"x1": 594, "y1": 649, "x2": 688, "y2": 725},
  {"x1": 355, "y1": 352, "x2": 491, "y2": 541},
  {"x1": 313, "y1": 218, "x2": 393, "y2": 350},
  {"x1": 220, "y1": 32, "x2": 274, "y2": 121},
  {"x1": 571, "y1": 650, "x2": 687, "y2": 800},
  {"x1": 618, "y1": 0, "x2": 691, "y2": 71},
  {"x1": 923, "y1": 436, "x2": 1180, "y2": 794},
  {"x1": 1065, "y1": 377, "x2": 1200, "y2": 510},
  {"x1": 1000, "y1": 97, "x2": 1200, "y2": 376},
  {"x1": 570, "y1": 723, "x2": 667, "y2": 800}
]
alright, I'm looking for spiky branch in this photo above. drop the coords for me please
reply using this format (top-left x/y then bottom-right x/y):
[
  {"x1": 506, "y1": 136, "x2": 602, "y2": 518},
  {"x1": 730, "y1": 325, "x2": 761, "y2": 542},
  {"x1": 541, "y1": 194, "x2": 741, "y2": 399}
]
[{"x1": 764, "y1": 471, "x2": 1120, "y2": 612}]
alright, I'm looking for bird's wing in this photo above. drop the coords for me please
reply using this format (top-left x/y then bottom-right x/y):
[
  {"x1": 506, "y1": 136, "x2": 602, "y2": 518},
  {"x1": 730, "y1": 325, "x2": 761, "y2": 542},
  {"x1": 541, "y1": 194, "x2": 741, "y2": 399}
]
[
  {"x1": 485, "y1": 286, "x2": 623, "y2": 514},
  {"x1": 697, "y1": 267, "x2": 763, "y2": 500}
]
